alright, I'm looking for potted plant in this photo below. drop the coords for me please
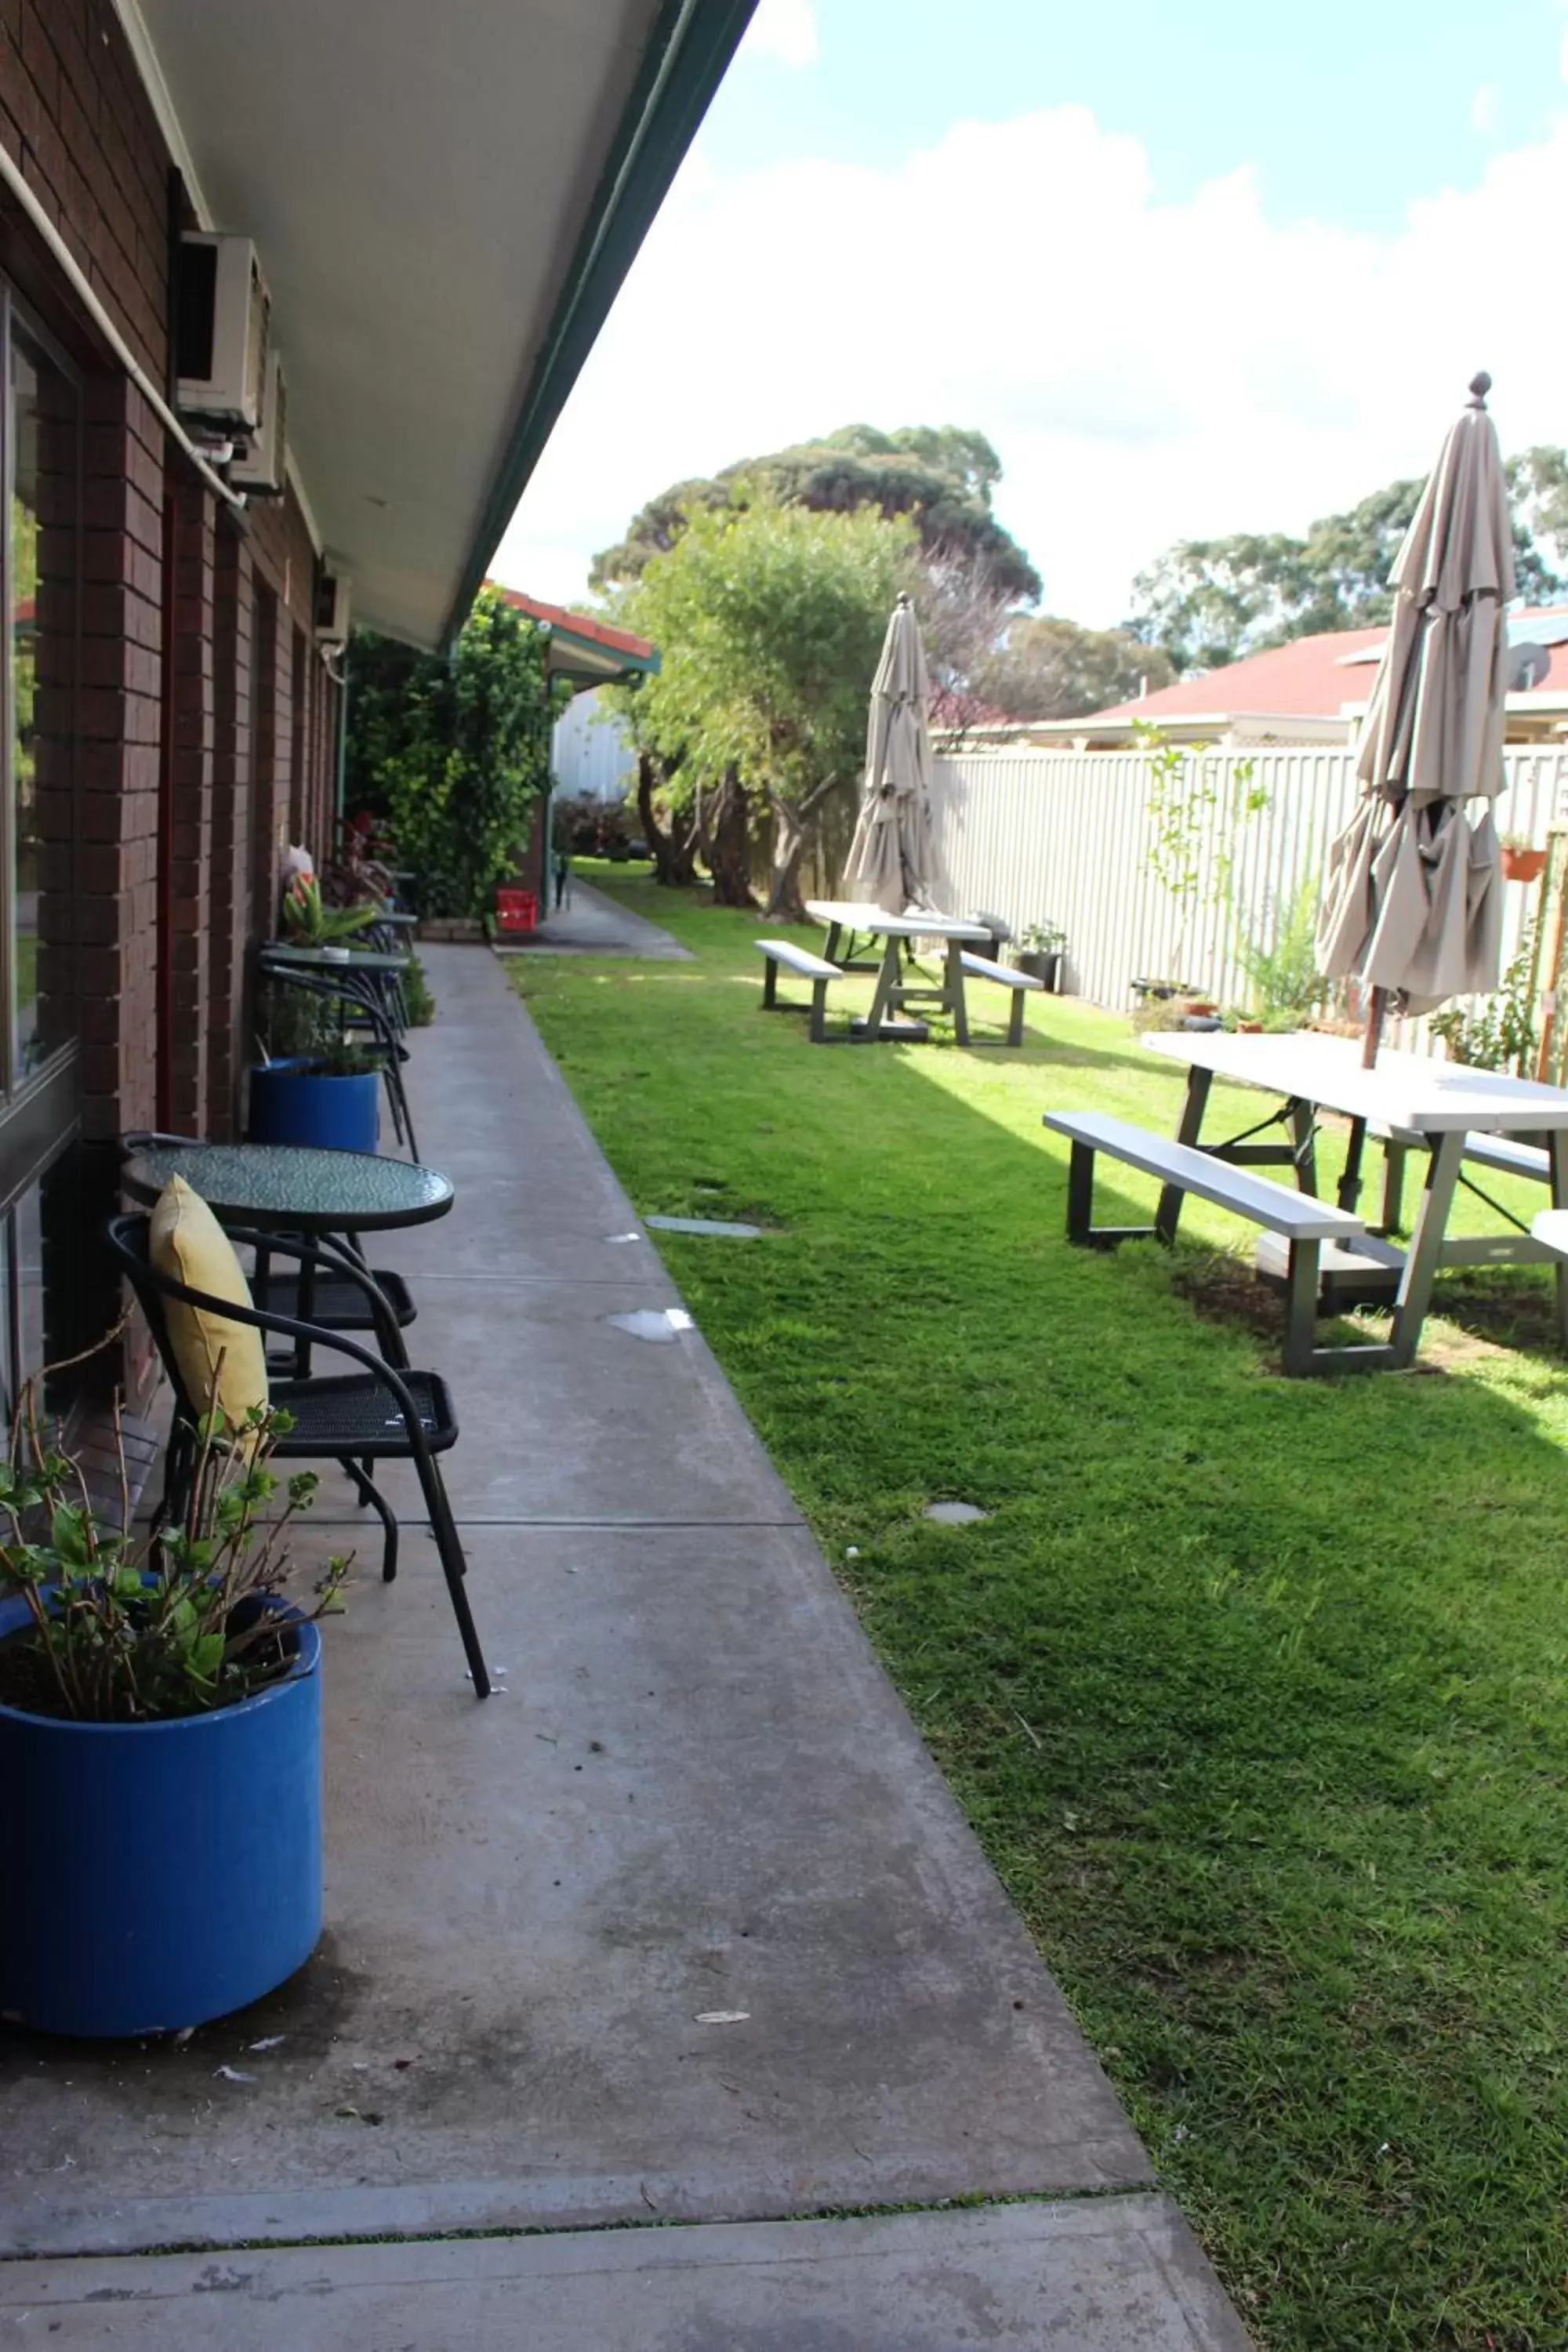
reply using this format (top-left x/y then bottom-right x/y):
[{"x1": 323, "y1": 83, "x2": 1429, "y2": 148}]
[
  {"x1": 1499, "y1": 833, "x2": 1547, "y2": 884},
  {"x1": 281, "y1": 873, "x2": 381, "y2": 956},
  {"x1": 248, "y1": 979, "x2": 382, "y2": 1152},
  {"x1": 1015, "y1": 922, "x2": 1067, "y2": 989},
  {"x1": 0, "y1": 1392, "x2": 347, "y2": 2036}
]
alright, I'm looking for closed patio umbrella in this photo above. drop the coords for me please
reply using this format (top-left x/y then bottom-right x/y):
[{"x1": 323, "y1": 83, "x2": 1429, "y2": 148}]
[
  {"x1": 1316, "y1": 373, "x2": 1514, "y2": 1064},
  {"x1": 842, "y1": 593, "x2": 950, "y2": 914}
]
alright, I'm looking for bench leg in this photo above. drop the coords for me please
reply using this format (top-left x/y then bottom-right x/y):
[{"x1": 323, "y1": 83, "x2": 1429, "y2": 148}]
[
  {"x1": 946, "y1": 942, "x2": 970, "y2": 1047},
  {"x1": 1066, "y1": 1141, "x2": 1096, "y2": 1243},
  {"x1": 1281, "y1": 1239, "x2": 1322, "y2": 1376},
  {"x1": 808, "y1": 976, "x2": 828, "y2": 1044},
  {"x1": 1552, "y1": 1132, "x2": 1568, "y2": 1354},
  {"x1": 762, "y1": 960, "x2": 779, "y2": 1010},
  {"x1": 1007, "y1": 990, "x2": 1026, "y2": 1047}
]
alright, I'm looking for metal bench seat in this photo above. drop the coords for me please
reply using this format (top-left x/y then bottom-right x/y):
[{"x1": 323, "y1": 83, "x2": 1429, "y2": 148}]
[
  {"x1": 1043, "y1": 1109, "x2": 1367, "y2": 1375},
  {"x1": 756, "y1": 938, "x2": 844, "y2": 1042},
  {"x1": 960, "y1": 952, "x2": 1044, "y2": 1046}
]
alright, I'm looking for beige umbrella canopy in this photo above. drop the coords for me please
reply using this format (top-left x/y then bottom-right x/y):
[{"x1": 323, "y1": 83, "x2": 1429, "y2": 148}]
[
  {"x1": 1316, "y1": 373, "x2": 1515, "y2": 1063},
  {"x1": 842, "y1": 593, "x2": 951, "y2": 914}
]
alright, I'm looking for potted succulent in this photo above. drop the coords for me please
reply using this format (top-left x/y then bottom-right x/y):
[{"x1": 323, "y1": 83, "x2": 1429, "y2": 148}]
[
  {"x1": 0, "y1": 1392, "x2": 347, "y2": 2037},
  {"x1": 248, "y1": 978, "x2": 382, "y2": 1152},
  {"x1": 1499, "y1": 833, "x2": 1547, "y2": 884},
  {"x1": 281, "y1": 873, "x2": 381, "y2": 959},
  {"x1": 1015, "y1": 921, "x2": 1067, "y2": 989}
]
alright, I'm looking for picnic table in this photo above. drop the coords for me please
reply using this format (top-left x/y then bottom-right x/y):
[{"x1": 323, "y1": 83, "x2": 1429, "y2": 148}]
[
  {"x1": 804, "y1": 899, "x2": 993, "y2": 1044},
  {"x1": 1144, "y1": 1028, "x2": 1568, "y2": 1367}
]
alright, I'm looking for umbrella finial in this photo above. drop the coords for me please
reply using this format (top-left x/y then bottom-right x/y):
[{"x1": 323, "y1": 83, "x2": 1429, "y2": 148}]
[{"x1": 1467, "y1": 371, "x2": 1493, "y2": 408}]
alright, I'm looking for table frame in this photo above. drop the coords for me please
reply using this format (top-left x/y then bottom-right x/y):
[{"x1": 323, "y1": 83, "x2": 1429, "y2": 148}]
[
  {"x1": 1145, "y1": 1036, "x2": 1568, "y2": 1370},
  {"x1": 804, "y1": 902, "x2": 992, "y2": 1044}
]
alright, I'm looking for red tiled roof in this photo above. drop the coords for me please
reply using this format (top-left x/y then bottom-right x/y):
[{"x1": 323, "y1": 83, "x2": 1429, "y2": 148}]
[
  {"x1": 928, "y1": 684, "x2": 1014, "y2": 729},
  {"x1": 1080, "y1": 608, "x2": 1568, "y2": 728},
  {"x1": 488, "y1": 583, "x2": 652, "y2": 662}
]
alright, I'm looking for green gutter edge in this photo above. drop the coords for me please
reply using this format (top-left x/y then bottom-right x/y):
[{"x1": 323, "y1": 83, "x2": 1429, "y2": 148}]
[{"x1": 439, "y1": 0, "x2": 758, "y2": 652}]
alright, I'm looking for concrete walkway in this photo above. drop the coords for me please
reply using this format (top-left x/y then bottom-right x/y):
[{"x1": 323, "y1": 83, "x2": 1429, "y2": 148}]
[
  {"x1": 491, "y1": 873, "x2": 692, "y2": 958},
  {"x1": 0, "y1": 947, "x2": 1249, "y2": 2348}
]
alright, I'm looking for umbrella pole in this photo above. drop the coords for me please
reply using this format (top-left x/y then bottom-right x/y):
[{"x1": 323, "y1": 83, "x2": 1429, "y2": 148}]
[{"x1": 1361, "y1": 987, "x2": 1387, "y2": 1069}]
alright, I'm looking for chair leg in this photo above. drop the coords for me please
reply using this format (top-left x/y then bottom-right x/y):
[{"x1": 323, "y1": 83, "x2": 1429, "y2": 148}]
[
  {"x1": 408, "y1": 1450, "x2": 490, "y2": 1697},
  {"x1": 340, "y1": 1457, "x2": 399, "y2": 1582}
]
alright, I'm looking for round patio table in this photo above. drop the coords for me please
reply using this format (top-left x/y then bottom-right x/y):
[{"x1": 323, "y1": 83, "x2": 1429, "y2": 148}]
[
  {"x1": 122, "y1": 1142, "x2": 454, "y2": 1233},
  {"x1": 260, "y1": 943, "x2": 410, "y2": 975}
]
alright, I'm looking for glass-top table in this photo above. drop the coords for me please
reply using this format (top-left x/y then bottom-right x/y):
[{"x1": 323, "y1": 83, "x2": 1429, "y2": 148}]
[
  {"x1": 122, "y1": 1142, "x2": 454, "y2": 1232},
  {"x1": 261, "y1": 942, "x2": 411, "y2": 975}
]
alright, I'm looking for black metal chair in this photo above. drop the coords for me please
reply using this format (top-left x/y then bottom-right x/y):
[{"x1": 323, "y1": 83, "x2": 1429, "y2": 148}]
[
  {"x1": 263, "y1": 961, "x2": 421, "y2": 1161},
  {"x1": 104, "y1": 1213, "x2": 489, "y2": 1697}
]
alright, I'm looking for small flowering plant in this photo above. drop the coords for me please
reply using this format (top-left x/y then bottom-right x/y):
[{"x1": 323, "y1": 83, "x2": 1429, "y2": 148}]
[{"x1": 0, "y1": 1388, "x2": 348, "y2": 1726}]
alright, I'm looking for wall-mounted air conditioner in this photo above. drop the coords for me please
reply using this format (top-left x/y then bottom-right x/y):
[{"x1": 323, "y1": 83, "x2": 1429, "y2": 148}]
[
  {"x1": 315, "y1": 570, "x2": 351, "y2": 645},
  {"x1": 230, "y1": 352, "x2": 286, "y2": 495},
  {"x1": 176, "y1": 234, "x2": 270, "y2": 430}
]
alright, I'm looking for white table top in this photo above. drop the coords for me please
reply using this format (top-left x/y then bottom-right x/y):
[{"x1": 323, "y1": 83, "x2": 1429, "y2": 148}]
[
  {"x1": 1145, "y1": 1028, "x2": 1568, "y2": 1134},
  {"x1": 805, "y1": 899, "x2": 992, "y2": 942}
]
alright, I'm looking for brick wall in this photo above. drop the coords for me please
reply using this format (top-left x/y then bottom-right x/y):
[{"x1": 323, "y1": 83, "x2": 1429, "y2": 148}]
[{"x1": 2, "y1": 0, "x2": 340, "y2": 1159}]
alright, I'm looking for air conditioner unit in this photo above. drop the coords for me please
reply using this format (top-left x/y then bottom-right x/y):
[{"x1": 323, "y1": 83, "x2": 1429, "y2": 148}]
[
  {"x1": 230, "y1": 352, "x2": 286, "y2": 495},
  {"x1": 176, "y1": 234, "x2": 270, "y2": 429},
  {"x1": 315, "y1": 571, "x2": 351, "y2": 645}
]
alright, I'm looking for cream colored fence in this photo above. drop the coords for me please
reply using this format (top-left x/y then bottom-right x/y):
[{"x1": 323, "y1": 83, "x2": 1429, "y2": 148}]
[{"x1": 931, "y1": 745, "x2": 1568, "y2": 1029}]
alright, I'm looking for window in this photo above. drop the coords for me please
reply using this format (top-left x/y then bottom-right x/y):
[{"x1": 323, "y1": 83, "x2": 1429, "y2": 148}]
[{"x1": 0, "y1": 287, "x2": 82, "y2": 1411}]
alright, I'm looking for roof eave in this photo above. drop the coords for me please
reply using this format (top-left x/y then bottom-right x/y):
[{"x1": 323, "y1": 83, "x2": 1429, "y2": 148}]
[{"x1": 438, "y1": 0, "x2": 757, "y2": 652}]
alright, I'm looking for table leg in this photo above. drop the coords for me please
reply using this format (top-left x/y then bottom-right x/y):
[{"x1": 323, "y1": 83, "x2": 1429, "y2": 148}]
[
  {"x1": 1552, "y1": 1131, "x2": 1568, "y2": 1354},
  {"x1": 1388, "y1": 1131, "x2": 1465, "y2": 1368},
  {"x1": 1287, "y1": 1098, "x2": 1319, "y2": 1195},
  {"x1": 946, "y1": 939, "x2": 970, "y2": 1047},
  {"x1": 863, "y1": 935, "x2": 902, "y2": 1036},
  {"x1": 1380, "y1": 1141, "x2": 1408, "y2": 1234},
  {"x1": 1337, "y1": 1116, "x2": 1367, "y2": 1212},
  {"x1": 1156, "y1": 1066, "x2": 1214, "y2": 1243}
]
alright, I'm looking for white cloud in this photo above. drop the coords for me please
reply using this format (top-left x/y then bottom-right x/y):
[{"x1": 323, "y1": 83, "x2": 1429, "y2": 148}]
[
  {"x1": 744, "y1": 0, "x2": 818, "y2": 71},
  {"x1": 495, "y1": 102, "x2": 1568, "y2": 628},
  {"x1": 1471, "y1": 84, "x2": 1499, "y2": 135}
]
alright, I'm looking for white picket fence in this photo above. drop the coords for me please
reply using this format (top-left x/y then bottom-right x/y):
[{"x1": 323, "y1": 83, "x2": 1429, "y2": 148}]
[{"x1": 931, "y1": 745, "x2": 1568, "y2": 1033}]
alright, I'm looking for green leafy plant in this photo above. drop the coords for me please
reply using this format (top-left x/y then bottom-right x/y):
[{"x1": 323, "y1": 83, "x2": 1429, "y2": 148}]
[
  {"x1": 401, "y1": 956, "x2": 436, "y2": 1029},
  {"x1": 1020, "y1": 921, "x2": 1067, "y2": 955},
  {"x1": 0, "y1": 1390, "x2": 348, "y2": 1725},
  {"x1": 1429, "y1": 936, "x2": 1537, "y2": 1075},
  {"x1": 1135, "y1": 721, "x2": 1267, "y2": 973},
  {"x1": 257, "y1": 979, "x2": 382, "y2": 1079},
  {"x1": 1236, "y1": 880, "x2": 1327, "y2": 1018},
  {"x1": 281, "y1": 874, "x2": 379, "y2": 947},
  {"x1": 1498, "y1": 832, "x2": 1536, "y2": 855}
]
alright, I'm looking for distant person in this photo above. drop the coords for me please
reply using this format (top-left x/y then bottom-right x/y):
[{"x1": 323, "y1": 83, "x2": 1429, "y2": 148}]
[{"x1": 554, "y1": 851, "x2": 571, "y2": 911}]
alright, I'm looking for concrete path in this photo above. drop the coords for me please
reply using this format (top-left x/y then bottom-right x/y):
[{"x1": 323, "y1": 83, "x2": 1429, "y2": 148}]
[
  {"x1": 0, "y1": 947, "x2": 1249, "y2": 2347},
  {"x1": 491, "y1": 873, "x2": 691, "y2": 958}
]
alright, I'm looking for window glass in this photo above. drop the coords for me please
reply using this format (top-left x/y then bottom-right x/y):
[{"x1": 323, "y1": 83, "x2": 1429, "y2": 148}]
[{"x1": 8, "y1": 328, "x2": 76, "y2": 1087}]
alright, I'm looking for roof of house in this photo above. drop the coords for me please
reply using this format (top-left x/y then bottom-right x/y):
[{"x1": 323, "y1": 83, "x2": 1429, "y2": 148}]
[
  {"x1": 133, "y1": 1, "x2": 755, "y2": 649},
  {"x1": 491, "y1": 586, "x2": 659, "y2": 684},
  {"x1": 1069, "y1": 608, "x2": 1568, "y2": 733}
]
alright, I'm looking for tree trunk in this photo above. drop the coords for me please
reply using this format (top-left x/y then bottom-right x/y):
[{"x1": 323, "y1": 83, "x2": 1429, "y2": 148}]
[
  {"x1": 637, "y1": 751, "x2": 699, "y2": 888},
  {"x1": 700, "y1": 766, "x2": 757, "y2": 908},
  {"x1": 765, "y1": 793, "x2": 810, "y2": 922},
  {"x1": 764, "y1": 779, "x2": 839, "y2": 922}
]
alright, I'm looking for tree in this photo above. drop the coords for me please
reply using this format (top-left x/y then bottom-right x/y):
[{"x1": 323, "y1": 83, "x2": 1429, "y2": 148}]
[
  {"x1": 607, "y1": 499, "x2": 916, "y2": 918},
  {"x1": 975, "y1": 615, "x2": 1175, "y2": 720},
  {"x1": 1129, "y1": 457, "x2": 1567, "y2": 673},
  {"x1": 344, "y1": 589, "x2": 560, "y2": 917},
  {"x1": 591, "y1": 423, "x2": 1040, "y2": 605}
]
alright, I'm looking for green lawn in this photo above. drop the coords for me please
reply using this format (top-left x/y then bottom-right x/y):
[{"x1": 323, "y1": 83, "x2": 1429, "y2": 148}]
[{"x1": 510, "y1": 865, "x2": 1568, "y2": 2352}]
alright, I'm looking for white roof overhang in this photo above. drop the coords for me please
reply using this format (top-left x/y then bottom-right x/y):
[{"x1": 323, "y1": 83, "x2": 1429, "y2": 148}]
[{"x1": 124, "y1": 0, "x2": 753, "y2": 647}]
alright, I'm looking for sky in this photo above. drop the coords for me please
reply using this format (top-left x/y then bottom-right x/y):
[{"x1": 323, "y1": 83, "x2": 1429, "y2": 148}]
[{"x1": 492, "y1": 0, "x2": 1568, "y2": 630}]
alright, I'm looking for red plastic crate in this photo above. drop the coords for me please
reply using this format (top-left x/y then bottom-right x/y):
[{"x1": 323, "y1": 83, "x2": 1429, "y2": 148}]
[{"x1": 495, "y1": 887, "x2": 538, "y2": 934}]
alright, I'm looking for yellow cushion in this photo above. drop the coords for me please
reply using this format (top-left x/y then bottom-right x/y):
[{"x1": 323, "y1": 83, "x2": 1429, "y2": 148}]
[{"x1": 149, "y1": 1176, "x2": 269, "y2": 1438}]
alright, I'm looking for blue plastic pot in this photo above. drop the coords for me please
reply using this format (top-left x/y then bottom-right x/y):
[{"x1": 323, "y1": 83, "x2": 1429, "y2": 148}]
[
  {"x1": 249, "y1": 1057, "x2": 379, "y2": 1152},
  {"x1": 0, "y1": 1599, "x2": 322, "y2": 2037}
]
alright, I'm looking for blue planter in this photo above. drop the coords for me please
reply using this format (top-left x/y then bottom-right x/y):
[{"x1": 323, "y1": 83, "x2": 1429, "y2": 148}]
[
  {"x1": 0, "y1": 1600, "x2": 322, "y2": 2037},
  {"x1": 249, "y1": 1058, "x2": 379, "y2": 1152}
]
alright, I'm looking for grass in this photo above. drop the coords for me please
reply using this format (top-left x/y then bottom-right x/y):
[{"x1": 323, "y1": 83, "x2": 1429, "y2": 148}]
[{"x1": 508, "y1": 863, "x2": 1568, "y2": 2351}]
